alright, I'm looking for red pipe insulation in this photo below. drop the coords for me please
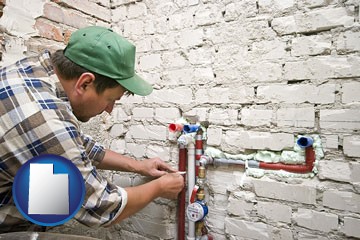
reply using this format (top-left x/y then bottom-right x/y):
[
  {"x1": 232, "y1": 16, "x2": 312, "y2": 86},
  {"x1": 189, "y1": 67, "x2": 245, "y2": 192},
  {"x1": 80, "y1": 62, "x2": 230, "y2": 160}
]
[
  {"x1": 177, "y1": 144, "x2": 187, "y2": 240},
  {"x1": 195, "y1": 129, "x2": 203, "y2": 177},
  {"x1": 258, "y1": 146, "x2": 315, "y2": 173}
]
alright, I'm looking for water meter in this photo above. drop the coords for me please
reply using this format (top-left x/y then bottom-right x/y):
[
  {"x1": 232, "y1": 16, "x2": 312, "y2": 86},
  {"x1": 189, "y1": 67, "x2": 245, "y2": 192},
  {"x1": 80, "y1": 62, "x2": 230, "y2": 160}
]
[{"x1": 186, "y1": 201, "x2": 208, "y2": 222}]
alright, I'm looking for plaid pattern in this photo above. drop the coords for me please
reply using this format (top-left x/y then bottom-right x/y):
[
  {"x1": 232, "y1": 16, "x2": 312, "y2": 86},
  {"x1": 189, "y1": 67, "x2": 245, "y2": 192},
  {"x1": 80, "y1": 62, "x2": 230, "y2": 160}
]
[{"x1": 0, "y1": 51, "x2": 127, "y2": 231}]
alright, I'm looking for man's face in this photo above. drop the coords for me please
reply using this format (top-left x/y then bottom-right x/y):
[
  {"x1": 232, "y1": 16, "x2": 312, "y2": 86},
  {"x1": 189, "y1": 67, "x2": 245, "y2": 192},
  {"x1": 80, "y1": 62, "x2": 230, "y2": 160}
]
[{"x1": 72, "y1": 84, "x2": 125, "y2": 122}]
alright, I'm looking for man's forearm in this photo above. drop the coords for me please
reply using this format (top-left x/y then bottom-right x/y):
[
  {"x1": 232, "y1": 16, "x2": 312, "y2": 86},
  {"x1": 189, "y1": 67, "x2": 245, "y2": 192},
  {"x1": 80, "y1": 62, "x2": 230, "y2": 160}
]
[{"x1": 97, "y1": 149, "x2": 143, "y2": 174}]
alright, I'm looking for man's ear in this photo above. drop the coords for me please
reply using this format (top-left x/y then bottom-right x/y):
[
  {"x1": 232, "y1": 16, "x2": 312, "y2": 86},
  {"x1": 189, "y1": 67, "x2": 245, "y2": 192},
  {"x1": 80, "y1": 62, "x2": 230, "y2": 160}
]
[{"x1": 74, "y1": 72, "x2": 95, "y2": 95}]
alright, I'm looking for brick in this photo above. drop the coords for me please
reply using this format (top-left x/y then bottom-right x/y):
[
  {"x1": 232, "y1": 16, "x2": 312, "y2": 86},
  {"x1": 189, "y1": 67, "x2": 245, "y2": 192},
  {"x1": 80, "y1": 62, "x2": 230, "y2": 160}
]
[
  {"x1": 284, "y1": 56, "x2": 360, "y2": 80},
  {"x1": 276, "y1": 107, "x2": 315, "y2": 128},
  {"x1": 109, "y1": 123, "x2": 125, "y2": 138},
  {"x1": 195, "y1": 87, "x2": 253, "y2": 104},
  {"x1": 188, "y1": 47, "x2": 214, "y2": 65},
  {"x1": 43, "y1": 3, "x2": 90, "y2": 29},
  {"x1": 206, "y1": 169, "x2": 236, "y2": 195},
  {"x1": 126, "y1": 142, "x2": 146, "y2": 159},
  {"x1": 146, "y1": 145, "x2": 170, "y2": 162},
  {"x1": 270, "y1": 228, "x2": 294, "y2": 240},
  {"x1": 194, "y1": 3, "x2": 222, "y2": 26},
  {"x1": 162, "y1": 51, "x2": 187, "y2": 68},
  {"x1": 227, "y1": 195, "x2": 254, "y2": 217},
  {"x1": 138, "y1": 53, "x2": 162, "y2": 70},
  {"x1": 127, "y1": 2, "x2": 147, "y2": 19},
  {"x1": 272, "y1": 8, "x2": 353, "y2": 35},
  {"x1": 320, "y1": 109, "x2": 360, "y2": 130},
  {"x1": 223, "y1": 0, "x2": 257, "y2": 21},
  {"x1": 343, "y1": 135, "x2": 360, "y2": 157},
  {"x1": 336, "y1": 31, "x2": 360, "y2": 52},
  {"x1": 53, "y1": 0, "x2": 111, "y2": 22},
  {"x1": 147, "y1": 88, "x2": 193, "y2": 104},
  {"x1": 123, "y1": 19, "x2": 144, "y2": 36},
  {"x1": 183, "y1": 108, "x2": 208, "y2": 122},
  {"x1": 109, "y1": 139, "x2": 126, "y2": 154},
  {"x1": 258, "y1": 0, "x2": 295, "y2": 12},
  {"x1": 111, "y1": 106, "x2": 129, "y2": 122},
  {"x1": 205, "y1": 21, "x2": 275, "y2": 45},
  {"x1": 225, "y1": 131, "x2": 294, "y2": 151},
  {"x1": 177, "y1": 29, "x2": 204, "y2": 48},
  {"x1": 321, "y1": 135, "x2": 339, "y2": 150},
  {"x1": 293, "y1": 208, "x2": 338, "y2": 232},
  {"x1": 140, "y1": 202, "x2": 173, "y2": 221},
  {"x1": 257, "y1": 84, "x2": 335, "y2": 104},
  {"x1": 209, "y1": 108, "x2": 238, "y2": 126},
  {"x1": 127, "y1": 125, "x2": 166, "y2": 141},
  {"x1": 342, "y1": 82, "x2": 360, "y2": 103},
  {"x1": 241, "y1": 109, "x2": 272, "y2": 127},
  {"x1": 112, "y1": 173, "x2": 132, "y2": 188},
  {"x1": 225, "y1": 217, "x2": 271, "y2": 239},
  {"x1": 291, "y1": 35, "x2": 331, "y2": 56},
  {"x1": 34, "y1": 19, "x2": 65, "y2": 42},
  {"x1": 111, "y1": 6, "x2": 126, "y2": 22},
  {"x1": 323, "y1": 190, "x2": 360, "y2": 213},
  {"x1": 298, "y1": 0, "x2": 329, "y2": 8},
  {"x1": 124, "y1": 216, "x2": 176, "y2": 239},
  {"x1": 205, "y1": 207, "x2": 227, "y2": 233},
  {"x1": 168, "y1": 11, "x2": 195, "y2": 30},
  {"x1": 350, "y1": 162, "x2": 360, "y2": 182},
  {"x1": 251, "y1": 39, "x2": 288, "y2": 60},
  {"x1": 257, "y1": 201, "x2": 292, "y2": 223},
  {"x1": 155, "y1": 108, "x2": 181, "y2": 124},
  {"x1": 342, "y1": 217, "x2": 360, "y2": 238},
  {"x1": 132, "y1": 107, "x2": 153, "y2": 120},
  {"x1": 112, "y1": 0, "x2": 136, "y2": 6},
  {"x1": 318, "y1": 160, "x2": 351, "y2": 182},
  {"x1": 164, "y1": 67, "x2": 214, "y2": 86},
  {"x1": 248, "y1": 62, "x2": 282, "y2": 82},
  {"x1": 252, "y1": 178, "x2": 317, "y2": 204},
  {"x1": 205, "y1": 127, "x2": 222, "y2": 146}
]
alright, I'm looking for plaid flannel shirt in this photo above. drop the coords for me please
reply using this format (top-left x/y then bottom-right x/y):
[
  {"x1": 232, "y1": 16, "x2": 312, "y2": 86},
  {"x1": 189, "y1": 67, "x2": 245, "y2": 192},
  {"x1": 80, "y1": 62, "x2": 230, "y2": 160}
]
[{"x1": 0, "y1": 51, "x2": 127, "y2": 230}]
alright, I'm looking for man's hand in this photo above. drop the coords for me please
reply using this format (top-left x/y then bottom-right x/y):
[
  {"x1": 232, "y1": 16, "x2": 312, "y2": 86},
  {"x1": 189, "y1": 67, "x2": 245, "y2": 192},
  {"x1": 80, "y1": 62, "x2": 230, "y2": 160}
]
[
  {"x1": 157, "y1": 172, "x2": 185, "y2": 199},
  {"x1": 139, "y1": 157, "x2": 177, "y2": 177}
]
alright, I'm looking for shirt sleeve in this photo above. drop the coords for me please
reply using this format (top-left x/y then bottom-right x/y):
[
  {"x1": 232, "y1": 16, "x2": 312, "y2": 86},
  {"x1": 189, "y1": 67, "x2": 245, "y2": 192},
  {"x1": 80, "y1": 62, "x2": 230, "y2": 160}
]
[
  {"x1": 81, "y1": 134, "x2": 106, "y2": 167},
  {"x1": 21, "y1": 109, "x2": 127, "y2": 227}
]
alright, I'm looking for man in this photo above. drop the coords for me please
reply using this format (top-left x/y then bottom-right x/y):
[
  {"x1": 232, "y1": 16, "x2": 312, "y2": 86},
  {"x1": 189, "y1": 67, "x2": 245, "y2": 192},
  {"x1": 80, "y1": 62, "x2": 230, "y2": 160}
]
[{"x1": 0, "y1": 26, "x2": 184, "y2": 232}]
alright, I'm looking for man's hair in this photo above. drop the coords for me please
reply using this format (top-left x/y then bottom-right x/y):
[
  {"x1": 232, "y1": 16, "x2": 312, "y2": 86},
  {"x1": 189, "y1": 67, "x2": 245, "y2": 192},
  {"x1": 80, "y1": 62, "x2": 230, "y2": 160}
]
[{"x1": 51, "y1": 49, "x2": 133, "y2": 95}]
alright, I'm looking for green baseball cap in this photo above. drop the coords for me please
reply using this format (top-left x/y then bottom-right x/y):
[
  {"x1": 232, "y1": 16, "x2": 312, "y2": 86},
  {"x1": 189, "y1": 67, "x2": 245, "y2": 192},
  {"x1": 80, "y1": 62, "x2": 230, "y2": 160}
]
[{"x1": 64, "y1": 26, "x2": 153, "y2": 96}]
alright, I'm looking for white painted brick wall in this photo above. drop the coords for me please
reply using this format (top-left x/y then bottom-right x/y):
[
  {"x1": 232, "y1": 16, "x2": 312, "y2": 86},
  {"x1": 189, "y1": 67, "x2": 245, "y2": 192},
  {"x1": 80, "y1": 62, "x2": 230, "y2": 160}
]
[
  {"x1": 224, "y1": 131, "x2": 294, "y2": 151},
  {"x1": 206, "y1": 127, "x2": 222, "y2": 146},
  {"x1": 320, "y1": 109, "x2": 360, "y2": 130},
  {"x1": 291, "y1": 35, "x2": 331, "y2": 56},
  {"x1": 343, "y1": 135, "x2": 360, "y2": 157},
  {"x1": 293, "y1": 208, "x2": 338, "y2": 233},
  {"x1": 323, "y1": 190, "x2": 360, "y2": 213},
  {"x1": 225, "y1": 218, "x2": 271, "y2": 239},
  {"x1": 272, "y1": 8, "x2": 353, "y2": 35},
  {"x1": 318, "y1": 160, "x2": 351, "y2": 183},
  {"x1": 240, "y1": 108, "x2": 272, "y2": 127},
  {"x1": 2, "y1": 0, "x2": 359, "y2": 239},
  {"x1": 256, "y1": 201, "x2": 292, "y2": 223},
  {"x1": 342, "y1": 82, "x2": 360, "y2": 103},
  {"x1": 257, "y1": 84, "x2": 336, "y2": 104},
  {"x1": 276, "y1": 107, "x2": 315, "y2": 128},
  {"x1": 342, "y1": 217, "x2": 360, "y2": 238},
  {"x1": 132, "y1": 107, "x2": 154, "y2": 120},
  {"x1": 252, "y1": 179, "x2": 317, "y2": 204}
]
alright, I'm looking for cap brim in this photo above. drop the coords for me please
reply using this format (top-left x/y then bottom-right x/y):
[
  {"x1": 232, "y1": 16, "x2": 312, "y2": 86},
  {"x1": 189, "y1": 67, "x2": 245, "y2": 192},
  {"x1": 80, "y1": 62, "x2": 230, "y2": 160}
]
[{"x1": 115, "y1": 74, "x2": 153, "y2": 96}]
